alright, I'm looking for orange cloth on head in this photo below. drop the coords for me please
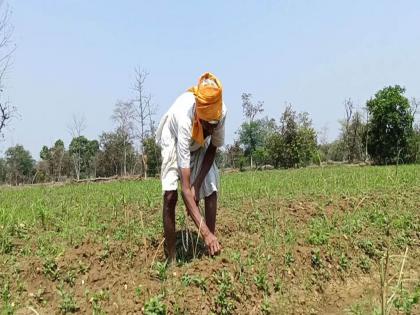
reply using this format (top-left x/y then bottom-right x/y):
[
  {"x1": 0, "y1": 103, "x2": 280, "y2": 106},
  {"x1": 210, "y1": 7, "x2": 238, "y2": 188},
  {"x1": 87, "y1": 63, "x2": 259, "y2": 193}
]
[{"x1": 188, "y1": 72, "x2": 223, "y2": 146}]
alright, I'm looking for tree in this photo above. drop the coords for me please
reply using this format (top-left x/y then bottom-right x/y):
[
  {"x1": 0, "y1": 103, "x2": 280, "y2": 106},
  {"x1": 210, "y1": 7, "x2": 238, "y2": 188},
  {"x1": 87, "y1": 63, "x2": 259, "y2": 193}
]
[
  {"x1": 112, "y1": 101, "x2": 135, "y2": 176},
  {"x1": 132, "y1": 67, "x2": 156, "y2": 178},
  {"x1": 240, "y1": 93, "x2": 264, "y2": 168},
  {"x1": 97, "y1": 129, "x2": 136, "y2": 177},
  {"x1": 266, "y1": 105, "x2": 317, "y2": 168},
  {"x1": 366, "y1": 85, "x2": 414, "y2": 164},
  {"x1": 69, "y1": 136, "x2": 98, "y2": 179},
  {"x1": 224, "y1": 141, "x2": 244, "y2": 169},
  {"x1": 67, "y1": 115, "x2": 86, "y2": 180},
  {"x1": 39, "y1": 139, "x2": 66, "y2": 181},
  {"x1": 5, "y1": 144, "x2": 34, "y2": 185},
  {"x1": 340, "y1": 99, "x2": 366, "y2": 162},
  {"x1": 327, "y1": 140, "x2": 346, "y2": 162},
  {"x1": 407, "y1": 122, "x2": 420, "y2": 164},
  {"x1": 265, "y1": 132, "x2": 283, "y2": 168},
  {"x1": 52, "y1": 140, "x2": 65, "y2": 180},
  {"x1": 237, "y1": 120, "x2": 264, "y2": 161},
  {"x1": 0, "y1": 157, "x2": 6, "y2": 183},
  {"x1": 0, "y1": 2, "x2": 16, "y2": 136},
  {"x1": 143, "y1": 136, "x2": 161, "y2": 177}
]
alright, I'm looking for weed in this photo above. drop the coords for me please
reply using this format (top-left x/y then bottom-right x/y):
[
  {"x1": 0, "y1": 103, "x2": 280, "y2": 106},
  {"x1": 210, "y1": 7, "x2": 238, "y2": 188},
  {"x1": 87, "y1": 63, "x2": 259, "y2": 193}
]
[
  {"x1": 0, "y1": 234, "x2": 13, "y2": 254},
  {"x1": 99, "y1": 237, "x2": 110, "y2": 261},
  {"x1": 135, "y1": 285, "x2": 143, "y2": 298},
  {"x1": 357, "y1": 239, "x2": 378, "y2": 258},
  {"x1": 214, "y1": 270, "x2": 236, "y2": 315},
  {"x1": 284, "y1": 250, "x2": 295, "y2": 267},
  {"x1": 153, "y1": 261, "x2": 168, "y2": 281},
  {"x1": 43, "y1": 258, "x2": 60, "y2": 281},
  {"x1": 339, "y1": 253, "x2": 349, "y2": 271},
  {"x1": 274, "y1": 278, "x2": 282, "y2": 293},
  {"x1": 181, "y1": 273, "x2": 207, "y2": 291},
  {"x1": 358, "y1": 257, "x2": 371, "y2": 273},
  {"x1": 32, "y1": 288, "x2": 47, "y2": 305},
  {"x1": 308, "y1": 216, "x2": 331, "y2": 245},
  {"x1": 77, "y1": 261, "x2": 88, "y2": 274},
  {"x1": 90, "y1": 289, "x2": 109, "y2": 315},
  {"x1": 261, "y1": 295, "x2": 271, "y2": 314},
  {"x1": 311, "y1": 248, "x2": 323, "y2": 269},
  {"x1": 1, "y1": 281, "x2": 14, "y2": 314},
  {"x1": 64, "y1": 269, "x2": 77, "y2": 287},
  {"x1": 58, "y1": 285, "x2": 79, "y2": 313},
  {"x1": 144, "y1": 294, "x2": 167, "y2": 315},
  {"x1": 284, "y1": 226, "x2": 296, "y2": 245},
  {"x1": 392, "y1": 284, "x2": 420, "y2": 315},
  {"x1": 254, "y1": 270, "x2": 269, "y2": 294}
]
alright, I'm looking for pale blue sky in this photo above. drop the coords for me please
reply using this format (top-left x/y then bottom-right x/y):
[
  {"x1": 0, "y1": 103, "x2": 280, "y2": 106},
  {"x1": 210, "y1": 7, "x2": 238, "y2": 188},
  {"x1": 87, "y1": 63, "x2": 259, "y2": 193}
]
[{"x1": 2, "y1": 0, "x2": 420, "y2": 157}]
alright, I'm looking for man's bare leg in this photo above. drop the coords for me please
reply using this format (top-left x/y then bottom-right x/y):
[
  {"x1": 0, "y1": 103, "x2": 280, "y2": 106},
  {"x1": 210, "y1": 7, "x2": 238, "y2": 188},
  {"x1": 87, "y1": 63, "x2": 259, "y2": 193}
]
[
  {"x1": 163, "y1": 190, "x2": 177, "y2": 263},
  {"x1": 204, "y1": 192, "x2": 217, "y2": 234}
]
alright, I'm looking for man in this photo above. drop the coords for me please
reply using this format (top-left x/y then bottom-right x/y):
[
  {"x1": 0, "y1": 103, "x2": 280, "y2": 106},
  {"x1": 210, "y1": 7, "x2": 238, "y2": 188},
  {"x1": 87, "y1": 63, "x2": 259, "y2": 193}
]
[{"x1": 156, "y1": 72, "x2": 226, "y2": 262}]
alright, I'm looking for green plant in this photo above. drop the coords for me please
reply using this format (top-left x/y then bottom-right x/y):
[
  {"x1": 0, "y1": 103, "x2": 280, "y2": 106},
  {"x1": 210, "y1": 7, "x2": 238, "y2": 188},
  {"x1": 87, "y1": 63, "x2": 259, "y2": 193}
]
[
  {"x1": 1, "y1": 281, "x2": 14, "y2": 315},
  {"x1": 43, "y1": 258, "x2": 60, "y2": 281},
  {"x1": 274, "y1": 278, "x2": 282, "y2": 293},
  {"x1": 153, "y1": 261, "x2": 168, "y2": 281},
  {"x1": 358, "y1": 239, "x2": 378, "y2": 258},
  {"x1": 284, "y1": 251, "x2": 294, "y2": 267},
  {"x1": 58, "y1": 285, "x2": 79, "y2": 314},
  {"x1": 135, "y1": 286, "x2": 143, "y2": 298},
  {"x1": 358, "y1": 257, "x2": 371, "y2": 273},
  {"x1": 339, "y1": 253, "x2": 349, "y2": 271},
  {"x1": 144, "y1": 294, "x2": 167, "y2": 315},
  {"x1": 90, "y1": 289, "x2": 109, "y2": 315},
  {"x1": 64, "y1": 269, "x2": 77, "y2": 287},
  {"x1": 261, "y1": 295, "x2": 271, "y2": 314},
  {"x1": 214, "y1": 270, "x2": 236, "y2": 315},
  {"x1": 393, "y1": 284, "x2": 420, "y2": 314},
  {"x1": 307, "y1": 216, "x2": 331, "y2": 245},
  {"x1": 181, "y1": 273, "x2": 207, "y2": 291},
  {"x1": 311, "y1": 248, "x2": 323, "y2": 269},
  {"x1": 254, "y1": 271, "x2": 269, "y2": 294}
]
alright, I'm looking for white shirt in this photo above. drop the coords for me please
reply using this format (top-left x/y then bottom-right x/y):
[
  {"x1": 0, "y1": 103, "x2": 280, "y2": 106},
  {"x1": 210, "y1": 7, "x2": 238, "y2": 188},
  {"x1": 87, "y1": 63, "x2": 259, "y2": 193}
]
[{"x1": 156, "y1": 92, "x2": 227, "y2": 169}]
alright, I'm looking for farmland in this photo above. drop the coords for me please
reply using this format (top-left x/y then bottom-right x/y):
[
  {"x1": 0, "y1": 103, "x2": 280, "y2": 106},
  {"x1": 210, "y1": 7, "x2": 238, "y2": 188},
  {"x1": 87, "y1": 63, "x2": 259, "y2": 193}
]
[{"x1": 1, "y1": 165, "x2": 419, "y2": 314}]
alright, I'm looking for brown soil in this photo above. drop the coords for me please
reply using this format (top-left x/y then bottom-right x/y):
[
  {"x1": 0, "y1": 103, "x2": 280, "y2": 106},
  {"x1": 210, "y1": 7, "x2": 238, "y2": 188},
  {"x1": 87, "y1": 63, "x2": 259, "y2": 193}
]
[{"x1": 3, "y1": 194, "x2": 420, "y2": 314}]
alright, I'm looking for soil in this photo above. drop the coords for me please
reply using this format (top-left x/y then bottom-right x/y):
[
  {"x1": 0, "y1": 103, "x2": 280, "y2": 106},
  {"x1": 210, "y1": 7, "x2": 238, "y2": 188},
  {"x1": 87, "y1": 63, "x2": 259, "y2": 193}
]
[{"x1": 2, "y1": 194, "x2": 419, "y2": 315}]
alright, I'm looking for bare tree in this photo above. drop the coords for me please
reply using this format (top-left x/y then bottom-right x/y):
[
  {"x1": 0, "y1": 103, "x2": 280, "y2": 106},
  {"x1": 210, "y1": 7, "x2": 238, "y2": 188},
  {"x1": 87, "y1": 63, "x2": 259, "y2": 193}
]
[
  {"x1": 241, "y1": 93, "x2": 264, "y2": 123},
  {"x1": 343, "y1": 98, "x2": 353, "y2": 161},
  {"x1": 0, "y1": 2, "x2": 16, "y2": 136},
  {"x1": 410, "y1": 98, "x2": 419, "y2": 119},
  {"x1": 0, "y1": 98, "x2": 14, "y2": 135},
  {"x1": 318, "y1": 124, "x2": 329, "y2": 146},
  {"x1": 132, "y1": 67, "x2": 156, "y2": 178},
  {"x1": 112, "y1": 101, "x2": 135, "y2": 176},
  {"x1": 67, "y1": 114, "x2": 86, "y2": 180}
]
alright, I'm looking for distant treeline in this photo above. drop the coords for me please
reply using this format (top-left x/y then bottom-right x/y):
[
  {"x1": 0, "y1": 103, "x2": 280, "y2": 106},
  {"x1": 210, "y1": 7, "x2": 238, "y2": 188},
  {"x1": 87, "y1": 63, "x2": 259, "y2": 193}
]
[{"x1": 0, "y1": 85, "x2": 419, "y2": 186}]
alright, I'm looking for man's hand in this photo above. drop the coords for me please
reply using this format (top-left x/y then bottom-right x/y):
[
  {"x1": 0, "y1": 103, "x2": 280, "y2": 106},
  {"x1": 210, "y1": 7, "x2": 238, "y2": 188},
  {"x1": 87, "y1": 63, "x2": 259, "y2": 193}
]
[{"x1": 204, "y1": 232, "x2": 221, "y2": 256}]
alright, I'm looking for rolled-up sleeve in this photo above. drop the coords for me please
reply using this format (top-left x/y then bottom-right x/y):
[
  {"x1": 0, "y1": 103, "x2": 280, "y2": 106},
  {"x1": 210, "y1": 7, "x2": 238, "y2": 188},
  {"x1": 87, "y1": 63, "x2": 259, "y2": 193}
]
[
  {"x1": 176, "y1": 118, "x2": 192, "y2": 169},
  {"x1": 211, "y1": 114, "x2": 226, "y2": 148}
]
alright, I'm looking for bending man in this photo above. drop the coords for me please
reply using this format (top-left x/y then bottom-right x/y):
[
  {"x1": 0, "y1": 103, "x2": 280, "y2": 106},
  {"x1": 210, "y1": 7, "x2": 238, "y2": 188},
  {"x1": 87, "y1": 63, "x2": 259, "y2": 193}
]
[{"x1": 156, "y1": 72, "x2": 227, "y2": 262}]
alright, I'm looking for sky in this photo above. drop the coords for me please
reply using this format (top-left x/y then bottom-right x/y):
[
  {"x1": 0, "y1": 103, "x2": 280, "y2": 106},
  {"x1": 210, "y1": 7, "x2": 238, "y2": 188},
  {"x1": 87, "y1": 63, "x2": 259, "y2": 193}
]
[{"x1": 1, "y1": 0, "x2": 420, "y2": 158}]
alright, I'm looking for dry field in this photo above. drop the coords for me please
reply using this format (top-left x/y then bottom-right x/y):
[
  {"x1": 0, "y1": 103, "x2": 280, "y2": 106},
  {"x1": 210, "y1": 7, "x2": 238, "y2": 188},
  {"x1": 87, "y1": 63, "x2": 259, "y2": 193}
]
[{"x1": 1, "y1": 165, "x2": 419, "y2": 314}]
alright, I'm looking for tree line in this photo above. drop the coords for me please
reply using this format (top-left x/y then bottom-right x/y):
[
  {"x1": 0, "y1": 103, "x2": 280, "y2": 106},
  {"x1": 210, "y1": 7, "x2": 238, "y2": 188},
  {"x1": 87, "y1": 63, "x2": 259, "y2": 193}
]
[
  {"x1": 0, "y1": 68, "x2": 161, "y2": 185},
  {"x1": 0, "y1": 84, "x2": 419, "y2": 185},
  {"x1": 220, "y1": 85, "x2": 419, "y2": 170}
]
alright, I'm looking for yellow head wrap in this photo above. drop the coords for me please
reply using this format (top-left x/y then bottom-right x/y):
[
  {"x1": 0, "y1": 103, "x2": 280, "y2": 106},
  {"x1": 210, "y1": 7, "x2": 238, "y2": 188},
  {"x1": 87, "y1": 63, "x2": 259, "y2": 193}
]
[{"x1": 188, "y1": 72, "x2": 223, "y2": 146}]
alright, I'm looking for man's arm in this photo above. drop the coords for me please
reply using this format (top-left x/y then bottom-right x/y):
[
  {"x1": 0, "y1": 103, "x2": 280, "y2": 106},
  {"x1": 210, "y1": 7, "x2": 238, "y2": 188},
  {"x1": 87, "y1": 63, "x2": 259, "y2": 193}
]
[
  {"x1": 179, "y1": 167, "x2": 221, "y2": 255},
  {"x1": 191, "y1": 143, "x2": 217, "y2": 200}
]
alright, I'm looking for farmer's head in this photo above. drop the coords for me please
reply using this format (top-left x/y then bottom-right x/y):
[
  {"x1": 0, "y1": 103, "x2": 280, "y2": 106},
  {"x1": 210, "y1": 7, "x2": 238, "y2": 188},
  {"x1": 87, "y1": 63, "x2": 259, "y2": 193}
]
[{"x1": 190, "y1": 72, "x2": 222, "y2": 138}]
